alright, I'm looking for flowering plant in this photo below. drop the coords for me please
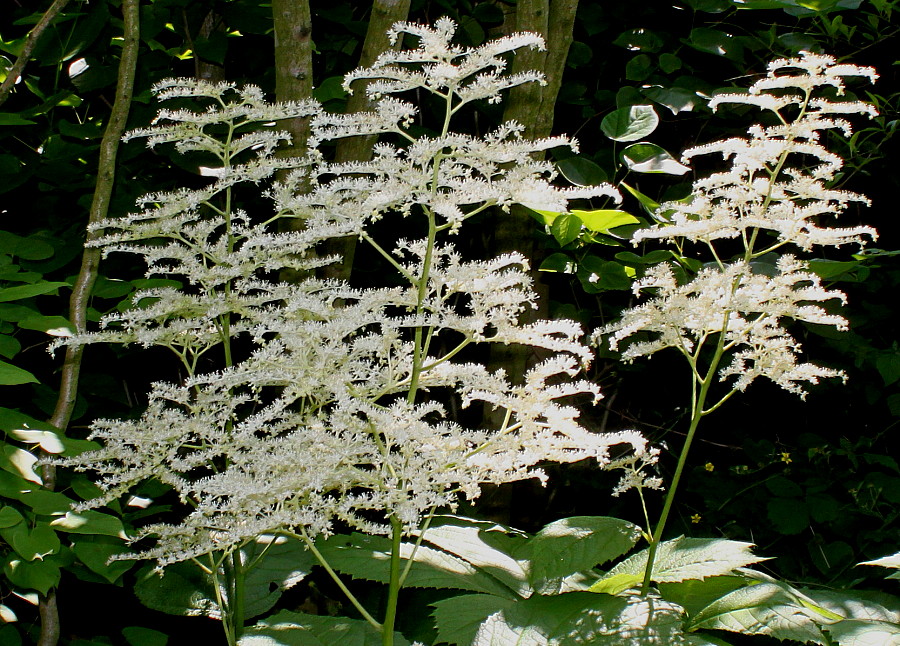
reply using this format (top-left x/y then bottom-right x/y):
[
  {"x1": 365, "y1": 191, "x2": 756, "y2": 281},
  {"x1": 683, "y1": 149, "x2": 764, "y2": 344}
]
[
  {"x1": 595, "y1": 51, "x2": 878, "y2": 592},
  {"x1": 54, "y1": 18, "x2": 648, "y2": 645}
]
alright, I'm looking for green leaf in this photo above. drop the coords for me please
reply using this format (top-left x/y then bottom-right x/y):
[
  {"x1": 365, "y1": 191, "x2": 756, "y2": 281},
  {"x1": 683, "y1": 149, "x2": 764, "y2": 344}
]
[
  {"x1": 659, "y1": 53, "x2": 682, "y2": 74},
  {"x1": 601, "y1": 105, "x2": 659, "y2": 142},
  {"x1": 73, "y1": 539, "x2": 133, "y2": 584},
  {"x1": 0, "y1": 520, "x2": 61, "y2": 560},
  {"x1": 626, "y1": 54, "x2": 653, "y2": 82},
  {"x1": 2, "y1": 554, "x2": 61, "y2": 595},
  {"x1": 688, "y1": 581, "x2": 834, "y2": 643},
  {"x1": 0, "y1": 334, "x2": 21, "y2": 359},
  {"x1": 0, "y1": 113, "x2": 37, "y2": 126},
  {"x1": 620, "y1": 182, "x2": 661, "y2": 216},
  {"x1": 767, "y1": 498, "x2": 809, "y2": 535},
  {"x1": 539, "y1": 253, "x2": 576, "y2": 274},
  {"x1": 50, "y1": 510, "x2": 128, "y2": 539},
  {"x1": 824, "y1": 619, "x2": 900, "y2": 645},
  {"x1": 473, "y1": 592, "x2": 687, "y2": 645},
  {"x1": 0, "y1": 445, "x2": 41, "y2": 483},
  {"x1": 318, "y1": 532, "x2": 517, "y2": 598},
  {"x1": 17, "y1": 315, "x2": 74, "y2": 337},
  {"x1": 432, "y1": 594, "x2": 518, "y2": 646},
  {"x1": 419, "y1": 517, "x2": 531, "y2": 596},
  {"x1": 613, "y1": 29, "x2": 664, "y2": 53},
  {"x1": 658, "y1": 575, "x2": 749, "y2": 616},
  {"x1": 641, "y1": 86, "x2": 701, "y2": 114},
  {"x1": 0, "y1": 281, "x2": 70, "y2": 303},
  {"x1": 687, "y1": 28, "x2": 744, "y2": 63},
  {"x1": 122, "y1": 626, "x2": 169, "y2": 646},
  {"x1": 527, "y1": 517, "x2": 642, "y2": 590},
  {"x1": 861, "y1": 552, "x2": 900, "y2": 570},
  {"x1": 556, "y1": 157, "x2": 607, "y2": 186},
  {"x1": 0, "y1": 231, "x2": 54, "y2": 260},
  {"x1": 241, "y1": 536, "x2": 316, "y2": 619},
  {"x1": 0, "y1": 360, "x2": 38, "y2": 386},
  {"x1": 606, "y1": 537, "x2": 768, "y2": 584},
  {"x1": 550, "y1": 213, "x2": 582, "y2": 247},
  {"x1": 876, "y1": 354, "x2": 900, "y2": 386},
  {"x1": 589, "y1": 573, "x2": 643, "y2": 596},
  {"x1": 240, "y1": 610, "x2": 410, "y2": 646},
  {"x1": 134, "y1": 562, "x2": 220, "y2": 618},
  {"x1": 16, "y1": 489, "x2": 75, "y2": 515},
  {"x1": 572, "y1": 210, "x2": 639, "y2": 233},
  {"x1": 621, "y1": 143, "x2": 690, "y2": 174},
  {"x1": 0, "y1": 505, "x2": 24, "y2": 528}
]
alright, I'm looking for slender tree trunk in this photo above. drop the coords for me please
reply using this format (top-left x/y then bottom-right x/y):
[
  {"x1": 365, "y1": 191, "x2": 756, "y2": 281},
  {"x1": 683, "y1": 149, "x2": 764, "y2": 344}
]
[
  {"x1": 272, "y1": 0, "x2": 315, "y2": 153},
  {"x1": 322, "y1": 0, "x2": 412, "y2": 281},
  {"x1": 40, "y1": 2, "x2": 140, "y2": 644}
]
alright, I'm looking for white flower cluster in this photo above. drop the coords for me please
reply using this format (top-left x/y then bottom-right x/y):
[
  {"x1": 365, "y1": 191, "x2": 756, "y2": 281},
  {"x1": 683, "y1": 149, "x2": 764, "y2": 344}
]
[
  {"x1": 635, "y1": 51, "x2": 878, "y2": 251},
  {"x1": 599, "y1": 52, "x2": 876, "y2": 397},
  {"x1": 57, "y1": 20, "x2": 647, "y2": 566}
]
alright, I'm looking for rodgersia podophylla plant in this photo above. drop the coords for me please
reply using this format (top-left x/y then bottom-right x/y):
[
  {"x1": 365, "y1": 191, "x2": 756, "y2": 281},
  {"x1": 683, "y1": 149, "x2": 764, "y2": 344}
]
[
  {"x1": 54, "y1": 18, "x2": 649, "y2": 644},
  {"x1": 594, "y1": 52, "x2": 878, "y2": 593}
]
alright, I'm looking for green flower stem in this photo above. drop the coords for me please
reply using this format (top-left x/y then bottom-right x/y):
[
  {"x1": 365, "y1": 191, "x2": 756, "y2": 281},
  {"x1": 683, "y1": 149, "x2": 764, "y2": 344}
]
[
  {"x1": 641, "y1": 328, "x2": 728, "y2": 595},
  {"x1": 382, "y1": 517, "x2": 404, "y2": 646},
  {"x1": 230, "y1": 550, "x2": 246, "y2": 642}
]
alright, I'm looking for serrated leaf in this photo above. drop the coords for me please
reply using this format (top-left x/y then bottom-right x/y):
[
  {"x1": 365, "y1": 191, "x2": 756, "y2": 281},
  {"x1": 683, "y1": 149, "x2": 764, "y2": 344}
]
[
  {"x1": 688, "y1": 581, "x2": 832, "y2": 643},
  {"x1": 317, "y1": 532, "x2": 517, "y2": 598},
  {"x1": 432, "y1": 594, "x2": 517, "y2": 646},
  {"x1": 528, "y1": 516, "x2": 641, "y2": 589},
  {"x1": 419, "y1": 517, "x2": 530, "y2": 596},
  {"x1": 861, "y1": 552, "x2": 900, "y2": 570},
  {"x1": 472, "y1": 592, "x2": 688, "y2": 645},
  {"x1": 824, "y1": 619, "x2": 900, "y2": 646},
  {"x1": 658, "y1": 575, "x2": 750, "y2": 616},
  {"x1": 601, "y1": 105, "x2": 659, "y2": 142},
  {"x1": 239, "y1": 610, "x2": 409, "y2": 646},
  {"x1": 607, "y1": 537, "x2": 767, "y2": 584}
]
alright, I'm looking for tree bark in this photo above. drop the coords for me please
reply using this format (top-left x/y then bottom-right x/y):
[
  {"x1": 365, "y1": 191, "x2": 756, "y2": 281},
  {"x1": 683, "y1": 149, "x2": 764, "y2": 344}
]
[{"x1": 40, "y1": 2, "x2": 141, "y2": 643}]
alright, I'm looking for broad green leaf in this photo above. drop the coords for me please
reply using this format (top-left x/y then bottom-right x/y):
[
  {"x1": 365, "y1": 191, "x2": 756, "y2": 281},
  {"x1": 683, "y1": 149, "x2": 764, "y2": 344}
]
[
  {"x1": 240, "y1": 610, "x2": 409, "y2": 646},
  {"x1": 621, "y1": 143, "x2": 690, "y2": 175},
  {"x1": 0, "y1": 445, "x2": 41, "y2": 483},
  {"x1": 626, "y1": 54, "x2": 653, "y2": 82},
  {"x1": 0, "y1": 505, "x2": 24, "y2": 528},
  {"x1": 767, "y1": 497, "x2": 809, "y2": 535},
  {"x1": 589, "y1": 573, "x2": 642, "y2": 595},
  {"x1": 606, "y1": 537, "x2": 767, "y2": 584},
  {"x1": 419, "y1": 516, "x2": 530, "y2": 596},
  {"x1": 0, "y1": 360, "x2": 38, "y2": 386},
  {"x1": 824, "y1": 619, "x2": 900, "y2": 646},
  {"x1": 641, "y1": 86, "x2": 701, "y2": 114},
  {"x1": 539, "y1": 253, "x2": 576, "y2": 274},
  {"x1": 688, "y1": 581, "x2": 834, "y2": 643},
  {"x1": 134, "y1": 562, "x2": 220, "y2": 618},
  {"x1": 0, "y1": 231, "x2": 52, "y2": 259},
  {"x1": 17, "y1": 315, "x2": 74, "y2": 337},
  {"x1": 432, "y1": 594, "x2": 518, "y2": 646},
  {"x1": 527, "y1": 209, "x2": 561, "y2": 226},
  {"x1": 550, "y1": 213, "x2": 582, "y2": 247},
  {"x1": 241, "y1": 536, "x2": 316, "y2": 619},
  {"x1": 0, "y1": 521, "x2": 60, "y2": 560},
  {"x1": 3, "y1": 555, "x2": 61, "y2": 595},
  {"x1": 556, "y1": 157, "x2": 607, "y2": 186},
  {"x1": 688, "y1": 28, "x2": 744, "y2": 63},
  {"x1": 0, "y1": 113, "x2": 36, "y2": 126},
  {"x1": 0, "y1": 281, "x2": 70, "y2": 303},
  {"x1": 122, "y1": 626, "x2": 169, "y2": 646},
  {"x1": 613, "y1": 29, "x2": 664, "y2": 53},
  {"x1": 50, "y1": 510, "x2": 128, "y2": 539},
  {"x1": 601, "y1": 105, "x2": 659, "y2": 142},
  {"x1": 527, "y1": 516, "x2": 642, "y2": 589},
  {"x1": 658, "y1": 575, "x2": 750, "y2": 616},
  {"x1": 73, "y1": 540, "x2": 133, "y2": 584},
  {"x1": 0, "y1": 334, "x2": 20, "y2": 358},
  {"x1": 578, "y1": 257, "x2": 633, "y2": 292},
  {"x1": 801, "y1": 588, "x2": 900, "y2": 624},
  {"x1": 659, "y1": 53, "x2": 682, "y2": 74},
  {"x1": 472, "y1": 592, "x2": 688, "y2": 645},
  {"x1": 572, "y1": 210, "x2": 639, "y2": 233},
  {"x1": 16, "y1": 489, "x2": 75, "y2": 515},
  {"x1": 318, "y1": 533, "x2": 517, "y2": 598}
]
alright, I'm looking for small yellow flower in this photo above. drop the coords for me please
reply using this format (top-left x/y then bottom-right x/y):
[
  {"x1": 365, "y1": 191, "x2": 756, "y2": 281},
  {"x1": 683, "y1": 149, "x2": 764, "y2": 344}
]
[
  {"x1": 704, "y1": 462, "x2": 715, "y2": 472},
  {"x1": 780, "y1": 452, "x2": 792, "y2": 464},
  {"x1": 690, "y1": 514, "x2": 702, "y2": 524}
]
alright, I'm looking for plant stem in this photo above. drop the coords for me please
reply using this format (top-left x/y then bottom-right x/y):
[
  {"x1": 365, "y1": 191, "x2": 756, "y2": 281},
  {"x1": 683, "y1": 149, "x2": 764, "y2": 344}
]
[{"x1": 382, "y1": 517, "x2": 404, "y2": 646}]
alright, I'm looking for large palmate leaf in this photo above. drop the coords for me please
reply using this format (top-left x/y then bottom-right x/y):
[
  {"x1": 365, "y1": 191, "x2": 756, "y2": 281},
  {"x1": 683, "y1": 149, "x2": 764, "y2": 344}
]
[
  {"x1": 317, "y1": 532, "x2": 517, "y2": 598},
  {"x1": 471, "y1": 591, "x2": 688, "y2": 646},
  {"x1": 240, "y1": 610, "x2": 410, "y2": 646},
  {"x1": 605, "y1": 537, "x2": 767, "y2": 585}
]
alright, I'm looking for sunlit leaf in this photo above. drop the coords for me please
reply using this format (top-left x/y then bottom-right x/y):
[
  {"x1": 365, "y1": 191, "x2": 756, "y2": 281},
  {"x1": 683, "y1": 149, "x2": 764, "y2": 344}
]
[{"x1": 601, "y1": 105, "x2": 659, "y2": 142}]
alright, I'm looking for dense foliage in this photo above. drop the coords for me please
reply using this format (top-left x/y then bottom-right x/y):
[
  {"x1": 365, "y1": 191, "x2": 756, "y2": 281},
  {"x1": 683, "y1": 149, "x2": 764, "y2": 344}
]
[{"x1": 0, "y1": 1, "x2": 897, "y2": 645}]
